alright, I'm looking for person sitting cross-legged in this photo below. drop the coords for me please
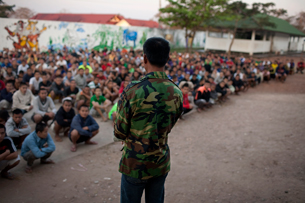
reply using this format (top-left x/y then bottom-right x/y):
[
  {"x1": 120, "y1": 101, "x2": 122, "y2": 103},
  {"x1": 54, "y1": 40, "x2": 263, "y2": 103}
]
[
  {"x1": 194, "y1": 81, "x2": 213, "y2": 112},
  {"x1": 21, "y1": 122, "x2": 56, "y2": 173},
  {"x1": 90, "y1": 87, "x2": 112, "y2": 122},
  {"x1": 0, "y1": 124, "x2": 20, "y2": 180},
  {"x1": 53, "y1": 97, "x2": 75, "y2": 142},
  {"x1": 0, "y1": 80, "x2": 15, "y2": 110},
  {"x1": 6, "y1": 109, "x2": 31, "y2": 149},
  {"x1": 12, "y1": 82, "x2": 34, "y2": 114},
  {"x1": 181, "y1": 83, "x2": 193, "y2": 119},
  {"x1": 232, "y1": 74, "x2": 244, "y2": 95},
  {"x1": 69, "y1": 105, "x2": 99, "y2": 152},
  {"x1": 32, "y1": 89, "x2": 57, "y2": 124},
  {"x1": 50, "y1": 76, "x2": 65, "y2": 102}
]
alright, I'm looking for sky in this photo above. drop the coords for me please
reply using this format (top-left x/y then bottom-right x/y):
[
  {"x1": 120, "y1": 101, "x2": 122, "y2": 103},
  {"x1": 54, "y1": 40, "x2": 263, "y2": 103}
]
[{"x1": 7, "y1": 0, "x2": 305, "y2": 20}]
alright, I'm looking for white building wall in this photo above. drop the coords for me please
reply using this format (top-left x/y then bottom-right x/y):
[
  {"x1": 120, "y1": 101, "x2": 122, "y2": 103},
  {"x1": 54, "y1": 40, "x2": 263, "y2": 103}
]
[
  {"x1": 297, "y1": 37, "x2": 305, "y2": 51},
  {"x1": 272, "y1": 33, "x2": 289, "y2": 52}
]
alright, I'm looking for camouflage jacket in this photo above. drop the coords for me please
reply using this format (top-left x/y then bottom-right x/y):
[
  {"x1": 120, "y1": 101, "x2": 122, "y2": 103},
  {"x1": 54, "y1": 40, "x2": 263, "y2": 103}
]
[{"x1": 114, "y1": 71, "x2": 183, "y2": 180}]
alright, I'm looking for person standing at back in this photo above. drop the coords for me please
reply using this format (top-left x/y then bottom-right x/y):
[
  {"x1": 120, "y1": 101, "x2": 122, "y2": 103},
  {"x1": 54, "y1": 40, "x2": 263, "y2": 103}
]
[{"x1": 114, "y1": 37, "x2": 183, "y2": 203}]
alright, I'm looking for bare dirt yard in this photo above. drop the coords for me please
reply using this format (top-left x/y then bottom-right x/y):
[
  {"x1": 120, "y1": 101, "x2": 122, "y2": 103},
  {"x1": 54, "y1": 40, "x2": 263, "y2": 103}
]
[{"x1": 1, "y1": 73, "x2": 305, "y2": 203}]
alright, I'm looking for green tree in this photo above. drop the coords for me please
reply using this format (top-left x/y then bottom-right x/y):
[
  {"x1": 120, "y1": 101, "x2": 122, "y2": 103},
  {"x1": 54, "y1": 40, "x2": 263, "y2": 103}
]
[
  {"x1": 159, "y1": 0, "x2": 227, "y2": 52},
  {"x1": 222, "y1": 1, "x2": 280, "y2": 55},
  {"x1": 0, "y1": 0, "x2": 15, "y2": 18}
]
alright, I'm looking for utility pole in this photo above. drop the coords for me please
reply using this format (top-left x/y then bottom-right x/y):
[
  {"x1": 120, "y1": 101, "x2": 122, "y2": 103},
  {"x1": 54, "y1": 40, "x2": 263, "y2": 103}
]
[{"x1": 159, "y1": 0, "x2": 161, "y2": 9}]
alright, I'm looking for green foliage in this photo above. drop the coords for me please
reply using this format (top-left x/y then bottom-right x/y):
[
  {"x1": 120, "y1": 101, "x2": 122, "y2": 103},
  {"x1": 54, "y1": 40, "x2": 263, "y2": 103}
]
[{"x1": 0, "y1": 0, "x2": 15, "y2": 18}]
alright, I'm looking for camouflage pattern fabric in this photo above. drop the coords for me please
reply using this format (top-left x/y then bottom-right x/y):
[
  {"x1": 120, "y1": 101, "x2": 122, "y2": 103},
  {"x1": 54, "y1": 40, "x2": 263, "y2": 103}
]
[{"x1": 114, "y1": 71, "x2": 183, "y2": 180}]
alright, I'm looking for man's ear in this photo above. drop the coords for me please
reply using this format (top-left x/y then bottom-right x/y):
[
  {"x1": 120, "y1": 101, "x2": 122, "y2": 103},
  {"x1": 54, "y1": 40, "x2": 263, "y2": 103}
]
[{"x1": 143, "y1": 54, "x2": 148, "y2": 64}]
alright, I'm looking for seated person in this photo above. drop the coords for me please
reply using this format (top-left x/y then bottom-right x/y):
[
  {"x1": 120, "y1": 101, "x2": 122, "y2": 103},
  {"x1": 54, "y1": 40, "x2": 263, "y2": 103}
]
[
  {"x1": 0, "y1": 80, "x2": 15, "y2": 110},
  {"x1": 232, "y1": 74, "x2": 244, "y2": 95},
  {"x1": 29, "y1": 71, "x2": 42, "y2": 95},
  {"x1": 216, "y1": 81, "x2": 230, "y2": 102},
  {"x1": 6, "y1": 109, "x2": 31, "y2": 149},
  {"x1": 22, "y1": 68, "x2": 34, "y2": 85},
  {"x1": 53, "y1": 97, "x2": 75, "y2": 142},
  {"x1": 90, "y1": 87, "x2": 112, "y2": 122},
  {"x1": 50, "y1": 76, "x2": 65, "y2": 102},
  {"x1": 84, "y1": 68, "x2": 93, "y2": 83},
  {"x1": 12, "y1": 82, "x2": 34, "y2": 114},
  {"x1": 194, "y1": 81, "x2": 212, "y2": 112},
  {"x1": 63, "y1": 71, "x2": 74, "y2": 86},
  {"x1": 262, "y1": 68, "x2": 271, "y2": 82},
  {"x1": 181, "y1": 83, "x2": 193, "y2": 118},
  {"x1": 21, "y1": 122, "x2": 56, "y2": 173},
  {"x1": 88, "y1": 77, "x2": 101, "y2": 91},
  {"x1": 0, "y1": 110, "x2": 10, "y2": 125},
  {"x1": 64, "y1": 80, "x2": 79, "y2": 103},
  {"x1": 103, "y1": 80, "x2": 119, "y2": 103},
  {"x1": 0, "y1": 124, "x2": 20, "y2": 180},
  {"x1": 32, "y1": 89, "x2": 57, "y2": 124},
  {"x1": 297, "y1": 59, "x2": 304, "y2": 74},
  {"x1": 209, "y1": 83, "x2": 218, "y2": 102},
  {"x1": 75, "y1": 86, "x2": 92, "y2": 110},
  {"x1": 69, "y1": 105, "x2": 99, "y2": 152},
  {"x1": 276, "y1": 64, "x2": 288, "y2": 83},
  {"x1": 3, "y1": 66, "x2": 16, "y2": 82},
  {"x1": 74, "y1": 69, "x2": 87, "y2": 90},
  {"x1": 39, "y1": 72, "x2": 52, "y2": 93}
]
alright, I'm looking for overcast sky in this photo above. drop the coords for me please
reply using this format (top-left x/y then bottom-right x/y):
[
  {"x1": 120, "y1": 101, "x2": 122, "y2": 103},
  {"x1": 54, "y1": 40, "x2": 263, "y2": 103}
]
[{"x1": 7, "y1": 0, "x2": 305, "y2": 20}]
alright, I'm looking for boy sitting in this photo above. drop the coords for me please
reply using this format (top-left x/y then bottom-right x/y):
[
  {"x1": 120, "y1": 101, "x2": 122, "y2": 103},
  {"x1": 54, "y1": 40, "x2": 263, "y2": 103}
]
[
  {"x1": 0, "y1": 80, "x2": 15, "y2": 110},
  {"x1": 194, "y1": 81, "x2": 212, "y2": 112},
  {"x1": 69, "y1": 105, "x2": 99, "y2": 152},
  {"x1": 75, "y1": 86, "x2": 92, "y2": 110},
  {"x1": 0, "y1": 124, "x2": 20, "y2": 180},
  {"x1": 12, "y1": 82, "x2": 34, "y2": 114},
  {"x1": 232, "y1": 74, "x2": 244, "y2": 95},
  {"x1": 6, "y1": 109, "x2": 31, "y2": 149},
  {"x1": 50, "y1": 76, "x2": 65, "y2": 102},
  {"x1": 29, "y1": 71, "x2": 42, "y2": 95},
  {"x1": 32, "y1": 89, "x2": 57, "y2": 124},
  {"x1": 90, "y1": 87, "x2": 112, "y2": 122},
  {"x1": 53, "y1": 97, "x2": 75, "y2": 142},
  {"x1": 181, "y1": 83, "x2": 193, "y2": 118},
  {"x1": 21, "y1": 122, "x2": 56, "y2": 173}
]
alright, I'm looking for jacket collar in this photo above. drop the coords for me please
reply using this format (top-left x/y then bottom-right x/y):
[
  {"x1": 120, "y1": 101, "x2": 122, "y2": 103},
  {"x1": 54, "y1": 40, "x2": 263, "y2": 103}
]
[{"x1": 141, "y1": 71, "x2": 168, "y2": 81}]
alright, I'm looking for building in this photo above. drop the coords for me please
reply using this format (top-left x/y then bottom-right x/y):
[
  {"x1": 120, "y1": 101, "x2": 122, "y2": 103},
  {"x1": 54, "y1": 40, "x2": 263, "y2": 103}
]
[
  {"x1": 31, "y1": 13, "x2": 159, "y2": 28},
  {"x1": 205, "y1": 15, "x2": 305, "y2": 55}
]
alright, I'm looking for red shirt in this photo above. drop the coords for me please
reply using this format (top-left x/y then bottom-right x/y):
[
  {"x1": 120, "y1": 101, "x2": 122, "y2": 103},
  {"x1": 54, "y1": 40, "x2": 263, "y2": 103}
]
[
  {"x1": 298, "y1": 62, "x2": 304, "y2": 68},
  {"x1": 97, "y1": 75, "x2": 107, "y2": 80},
  {"x1": 183, "y1": 93, "x2": 190, "y2": 109},
  {"x1": 101, "y1": 63, "x2": 112, "y2": 71}
]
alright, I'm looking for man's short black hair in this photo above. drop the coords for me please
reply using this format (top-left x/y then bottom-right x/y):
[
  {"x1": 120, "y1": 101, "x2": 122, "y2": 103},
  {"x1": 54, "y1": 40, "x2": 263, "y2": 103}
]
[
  {"x1": 0, "y1": 124, "x2": 5, "y2": 130},
  {"x1": 20, "y1": 82, "x2": 27, "y2": 87},
  {"x1": 19, "y1": 70, "x2": 24, "y2": 75},
  {"x1": 79, "y1": 105, "x2": 89, "y2": 110},
  {"x1": 182, "y1": 83, "x2": 189, "y2": 89},
  {"x1": 12, "y1": 108, "x2": 23, "y2": 115},
  {"x1": 0, "y1": 110, "x2": 9, "y2": 122},
  {"x1": 143, "y1": 37, "x2": 170, "y2": 68},
  {"x1": 6, "y1": 80, "x2": 14, "y2": 86},
  {"x1": 36, "y1": 122, "x2": 47, "y2": 133},
  {"x1": 38, "y1": 88, "x2": 47, "y2": 94}
]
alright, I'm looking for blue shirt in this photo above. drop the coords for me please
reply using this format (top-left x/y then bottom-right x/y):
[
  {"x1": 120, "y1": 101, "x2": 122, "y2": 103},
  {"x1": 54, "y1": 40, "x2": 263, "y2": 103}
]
[
  {"x1": 69, "y1": 114, "x2": 99, "y2": 137},
  {"x1": 21, "y1": 131, "x2": 56, "y2": 158}
]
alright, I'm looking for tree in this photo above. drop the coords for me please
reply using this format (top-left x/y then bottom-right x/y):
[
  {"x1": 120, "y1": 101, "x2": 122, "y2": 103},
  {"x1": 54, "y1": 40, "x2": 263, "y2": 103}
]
[
  {"x1": 159, "y1": 0, "x2": 227, "y2": 52},
  {"x1": 8, "y1": 7, "x2": 35, "y2": 19},
  {"x1": 0, "y1": 0, "x2": 15, "y2": 18},
  {"x1": 287, "y1": 11, "x2": 305, "y2": 33},
  {"x1": 222, "y1": 1, "x2": 278, "y2": 55}
]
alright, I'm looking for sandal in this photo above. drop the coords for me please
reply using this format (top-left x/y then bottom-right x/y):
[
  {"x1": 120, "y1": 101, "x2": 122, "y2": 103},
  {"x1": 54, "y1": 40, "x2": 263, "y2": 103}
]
[
  {"x1": 1, "y1": 171, "x2": 15, "y2": 180},
  {"x1": 70, "y1": 145, "x2": 77, "y2": 152}
]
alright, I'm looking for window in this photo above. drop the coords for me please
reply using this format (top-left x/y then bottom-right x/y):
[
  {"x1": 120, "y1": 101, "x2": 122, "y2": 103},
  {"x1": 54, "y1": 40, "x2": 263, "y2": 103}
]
[
  {"x1": 255, "y1": 31, "x2": 264, "y2": 40},
  {"x1": 235, "y1": 30, "x2": 252, "y2": 40}
]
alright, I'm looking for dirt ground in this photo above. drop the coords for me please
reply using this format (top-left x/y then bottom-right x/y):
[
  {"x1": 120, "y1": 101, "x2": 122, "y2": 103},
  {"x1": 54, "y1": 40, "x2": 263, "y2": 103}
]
[{"x1": 1, "y1": 73, "x2": 305, "y2": 203}]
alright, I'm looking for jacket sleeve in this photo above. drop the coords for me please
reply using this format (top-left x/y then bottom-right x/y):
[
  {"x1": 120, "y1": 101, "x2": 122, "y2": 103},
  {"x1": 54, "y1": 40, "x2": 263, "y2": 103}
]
[
  {"x1": 27, "y1": 136, "x2": 47, "y2": 158},
  {"x1": 87, "y1": 116, "x2": 99, "y2": 132},
  {"x1": 114, "y1": 91, "x2": 131, "y2": 140},
  {"x1": 41, "y1": 134, "x2": 56, "y2": 154},
  {"x1": 33, "y1": 97, "x2": 46, "y2": 116},
  {"x1": 18, "y1": 119, "x2": 31, "y2": 135},
  {"x1": 13, "y1": 92, "x2": 30, "y2": 111},
  {"x1": 71, "y1": 116, "x2": 91, "y2": 137},
  {"x1": 5, "y1": 121, "x2": 21, "y2": 138},
  {"x1": 49, "y1": 97, "x2": 57, "y2": 114}
]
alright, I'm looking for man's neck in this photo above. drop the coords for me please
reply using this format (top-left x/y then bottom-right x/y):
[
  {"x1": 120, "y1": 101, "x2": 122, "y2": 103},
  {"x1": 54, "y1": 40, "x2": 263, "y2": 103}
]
[{"x1": 145, "y1": 65, "x2": 164, "y2": 73}]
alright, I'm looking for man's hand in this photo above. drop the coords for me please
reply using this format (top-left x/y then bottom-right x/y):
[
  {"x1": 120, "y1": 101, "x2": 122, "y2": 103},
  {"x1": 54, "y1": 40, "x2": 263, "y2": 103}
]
[
  {"x1": 29, "y1": 105, "x2": 33, "y2": 111},
  {"x1": 0, "y1": 149, "x2": 10, "y2": 160},
  {"x1": 64, "y1": 119, "x2": 68, "y2": 122},
  {"x1": 83, "y1": 126, "x2": 89, "y2": 131},
  {"x1": 22, "y1": 125, "x2": 28, "y2": 129},
  {"x1": 14, "y1": 129, "x2": 19, "y2": 132}
]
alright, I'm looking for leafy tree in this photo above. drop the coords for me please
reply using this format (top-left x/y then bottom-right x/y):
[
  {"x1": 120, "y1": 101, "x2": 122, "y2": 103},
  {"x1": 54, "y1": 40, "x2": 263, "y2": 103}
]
[
  {"x1": 287, "y1": 11, "x2": 305, "y2": 33},
  {"x1": 222, "y1": 1, "x2": 279, "y2": 55},
  {"x1": 8, "y1": 7, "x2": 36, "y2": 19},
  {"x1": 0, "y1": 0, "x2": 15, "y2": 18},
  {"x1": 159, "y1": 0, "x2": 227, "y2": 52}
]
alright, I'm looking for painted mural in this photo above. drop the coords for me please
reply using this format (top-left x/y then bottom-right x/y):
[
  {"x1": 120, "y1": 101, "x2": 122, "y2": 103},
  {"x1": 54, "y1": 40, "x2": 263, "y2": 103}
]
[
  {"x1": 4, "y1": 20, "x2": 47, "y2": 50},
  {"x1": 0, "y1": 18, "x2": 206, "y2": 51}
]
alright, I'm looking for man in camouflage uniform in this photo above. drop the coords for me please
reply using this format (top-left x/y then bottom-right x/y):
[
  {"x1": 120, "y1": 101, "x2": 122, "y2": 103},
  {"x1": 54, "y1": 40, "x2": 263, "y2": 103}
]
[{"x1": 114, "y1": 37, "x2": 183, "y2": 203}]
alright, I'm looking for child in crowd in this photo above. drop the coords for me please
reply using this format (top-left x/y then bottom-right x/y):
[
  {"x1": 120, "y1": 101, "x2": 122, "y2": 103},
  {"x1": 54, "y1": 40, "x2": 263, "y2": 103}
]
[{"x1": 90, "y1": 87, "x2": 112, "y2": 122}]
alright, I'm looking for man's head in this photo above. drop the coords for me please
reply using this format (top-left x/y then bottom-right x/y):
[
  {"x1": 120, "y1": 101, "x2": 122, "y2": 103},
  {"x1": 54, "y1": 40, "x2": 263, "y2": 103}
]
[
  {"x1": 55, "y1": 76, "x2": 63, "y2": 85},
  {"x1": 83, "y1": 86, "x2": 90, "y2": 94},
  {"x1": 0, "y1": 124, "x2": 5, "y2": 143},
  {"x1": 41, "y1": 72, "x2": 48, "y2": 82},
  {"x1": 181, "y1": 83, "x2": 189, "y2": 94},
  {"x1": 19, "y1": 82, "x2": 28, "y2": 94},
  {"x1": 27, "y1": 68, "x2": 33, "y2": 75},
  {"x1": 94, "y1": 87, "x2": 102, "y2": 97},
  {"x1": 7, "y1": 66, "x2": 12, "y2": 73},
  {"x1": 21, "y1": 60, "x2": 26, "y2": 65},
  {"x1": 204, "y1": 81, "x2": 210, "y2": 88},
  {"x1": 143, "y1": 37, "x2": 170, "y2": 68},
  {"x1": 70, "y1": 80, "x2": 76, "y2": 89},
  {"x1": 34, "y1": 70, "x2": 40, "y2": 79},
  {"x1": 79, "y1": 105, "x2": 89, "y2": 118},
  {"x1": 78, "y1": 68, "x2": 84, "y2": 76},
  {"x1": 12, "y1": 108, "x2": 23, "y2": 124},
  {"x1": 67, "y1": 71, "x2": 72, "y2": 78},
  {"x1": 38, "y1": 88, "x2": 48, "y2": 100},
  {"x1": 36, "y1": 122, "x2": 49, "y2": 139},
  {"x1": 5, "y1": 80, "x2": 14, "y2": 92},
  {"x1": 62, "y1": 98, "x2": 73, "y2": 112}
]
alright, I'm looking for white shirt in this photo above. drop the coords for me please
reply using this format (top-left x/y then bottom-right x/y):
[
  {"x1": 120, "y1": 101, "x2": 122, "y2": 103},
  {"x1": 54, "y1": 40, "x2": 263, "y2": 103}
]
[
  {"x1": 29, "y1": 77, "x2": 42, "y2": 91},
  {"x1": 56, "y1": 60, "x2": 67, "y2": 67},
  {"x1": 36, "y1": 63, "x2": 48, "y2": 70},
  {"x1": 17, "y1": 64, "x2": 29, "y2": 74}
]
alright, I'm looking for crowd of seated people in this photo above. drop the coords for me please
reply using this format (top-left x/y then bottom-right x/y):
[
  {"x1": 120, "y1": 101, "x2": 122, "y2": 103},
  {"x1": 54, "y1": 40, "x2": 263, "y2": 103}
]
[{"x1": 0, "y1": 45, "x2": 303, "y2": 179}]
